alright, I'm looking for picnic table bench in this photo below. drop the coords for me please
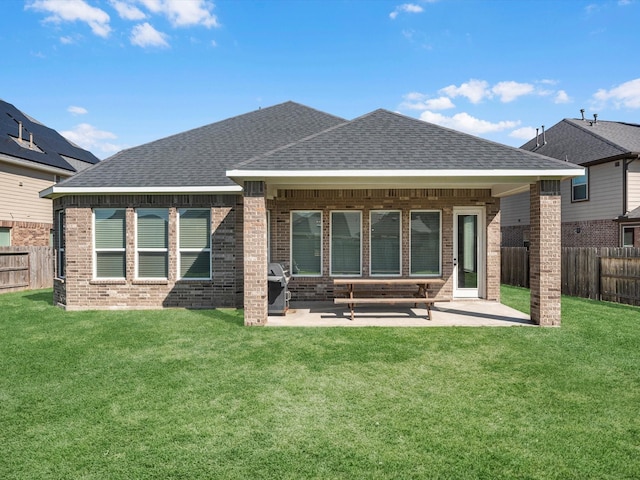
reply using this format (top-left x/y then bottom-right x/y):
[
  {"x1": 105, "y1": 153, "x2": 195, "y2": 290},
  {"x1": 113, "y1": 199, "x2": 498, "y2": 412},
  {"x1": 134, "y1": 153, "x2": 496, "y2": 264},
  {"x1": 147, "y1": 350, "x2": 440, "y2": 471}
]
[{"x1": 333, "y1": 278, "x2": 449, "y2": 321}]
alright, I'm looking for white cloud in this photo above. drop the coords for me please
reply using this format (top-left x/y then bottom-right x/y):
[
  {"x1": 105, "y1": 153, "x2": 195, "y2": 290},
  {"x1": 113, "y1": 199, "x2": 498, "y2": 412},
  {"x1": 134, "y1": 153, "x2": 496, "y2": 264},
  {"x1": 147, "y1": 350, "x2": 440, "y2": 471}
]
[
  {"x1": 68, "y1": 105, "x2": 88, "y2": 115},
  {"x1": 130, "y1": 22, "x2": 170, "y2": 48},
  {"x1": 61, "y1": 123, "x2": 122, "y2": 157},
  {"x1": 419, "y1": 111, "x2": 520, "y2": 135},
  {"x1": 491, "y1": 81, "x2": 534, "y2": 103},
  {"x1": 509, "y1": 127, "x2": 537, "y2": 141},
  {"x1": 27, "y1": 0, "x2": 111, "y2": 37},
  {"x1": 554, "y1": 90, "x2": 571, "y2": 104},
  {"x1": 137, "y1": 0, "x2": 219, "y2": 27},
  {"x1": 60, "y1": 36, "x2": 74, "y2": 44},
  {"x1": 439, "y1": 79, "x2": 490, "y2": 104},
  {"x1": 390, "y1": 3, "x2": 424, "y2": 19},
  {"x1": 401, "y1": 93, "x2": 455, "y2": 111},
  {"x1": 593, "y1": 78, "x2": 640, "y2": 109},
  {"x1": 111, "y1": 0, "x2": 146, "y2": 20}
]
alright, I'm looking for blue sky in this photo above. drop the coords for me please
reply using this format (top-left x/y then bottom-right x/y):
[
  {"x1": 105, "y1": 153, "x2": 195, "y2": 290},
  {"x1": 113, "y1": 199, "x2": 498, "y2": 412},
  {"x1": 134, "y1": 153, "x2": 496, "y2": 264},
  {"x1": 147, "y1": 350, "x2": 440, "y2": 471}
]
[{"x1": 1, "y1": 0, "x2": 639, "y2": 159}]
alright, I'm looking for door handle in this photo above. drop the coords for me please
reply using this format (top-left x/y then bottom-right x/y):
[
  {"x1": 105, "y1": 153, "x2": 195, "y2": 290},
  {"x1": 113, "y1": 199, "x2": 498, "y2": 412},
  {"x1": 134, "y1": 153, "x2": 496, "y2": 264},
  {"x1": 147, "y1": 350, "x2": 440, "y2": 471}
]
[{"x1": 453, "y1": 258, "x2": 458, "y2": 266}]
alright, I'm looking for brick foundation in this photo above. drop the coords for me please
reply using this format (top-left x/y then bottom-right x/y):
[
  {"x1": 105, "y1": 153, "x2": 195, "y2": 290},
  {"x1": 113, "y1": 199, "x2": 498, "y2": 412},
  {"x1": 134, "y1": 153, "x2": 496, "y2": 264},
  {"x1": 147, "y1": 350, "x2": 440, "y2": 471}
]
[{"x1": 503, "y1": 219, "x2": 621, "y2": 248}]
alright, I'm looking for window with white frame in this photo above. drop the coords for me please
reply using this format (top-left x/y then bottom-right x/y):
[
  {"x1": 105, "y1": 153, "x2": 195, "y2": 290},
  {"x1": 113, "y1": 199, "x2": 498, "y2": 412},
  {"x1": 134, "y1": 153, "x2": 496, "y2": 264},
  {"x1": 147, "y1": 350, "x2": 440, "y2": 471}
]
[
  {"x1": 291, "y1": 211, "x2": 322, "y2": 276},
  {"x1": 136, "y1": 209, "x2": 168, "y2": 279},
  {"x1": 331, "y1": 211, "x2": 361, "y2": 276},
  {"x1": 410, "y1": 211, "x2": 441, "y2": 276},
  {"x1": 94, "y1": 209, "x2": 126, "y2": 279},
  {"x1": 571, "y1": 170, "x2": 588, "y2": 202},
  {"x1": 370, "y1": 211, "x2": 401, "y2": 276},
  {"x1": 178, "y1": 209, "x2": 211, "y2": 279},
  {"x1": 56, "y1": 211, "x2": 64, "y2": 278},
  {"x1": 0, "y1": 227, "x2": 10, "y2": 247}
]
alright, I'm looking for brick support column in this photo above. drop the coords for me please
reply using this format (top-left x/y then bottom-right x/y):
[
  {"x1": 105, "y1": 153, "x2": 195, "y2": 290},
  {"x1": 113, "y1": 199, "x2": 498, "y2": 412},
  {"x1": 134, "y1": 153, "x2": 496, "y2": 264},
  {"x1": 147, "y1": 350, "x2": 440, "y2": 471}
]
[
  {"x1": 530, "y1": 181, "x2": 561, "y2": 326},
  {"x1": 243, "y1": 181, "x2": 268, "y2": 326}
]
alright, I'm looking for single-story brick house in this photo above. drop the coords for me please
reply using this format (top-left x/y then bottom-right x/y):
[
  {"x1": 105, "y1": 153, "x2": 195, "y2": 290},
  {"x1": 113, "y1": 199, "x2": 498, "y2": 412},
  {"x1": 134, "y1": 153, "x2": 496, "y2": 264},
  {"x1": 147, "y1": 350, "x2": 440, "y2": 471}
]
[{"x1": 41, "y1": 102, "x2": 583, "y2": 326}]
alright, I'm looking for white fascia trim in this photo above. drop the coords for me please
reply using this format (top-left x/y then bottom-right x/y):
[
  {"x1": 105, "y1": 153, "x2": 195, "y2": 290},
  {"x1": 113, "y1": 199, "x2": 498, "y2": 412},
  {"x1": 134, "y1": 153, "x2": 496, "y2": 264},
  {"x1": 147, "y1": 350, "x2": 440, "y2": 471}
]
[
  {"x1": 40, "y1": 185, "x2": 243, "y2": 199},
  {"x1": 226, "y1": 168, "x2": 585, "y2": 179},
  {"x1": 1, "y1": 153, "x2": 74, "y2": 176}
]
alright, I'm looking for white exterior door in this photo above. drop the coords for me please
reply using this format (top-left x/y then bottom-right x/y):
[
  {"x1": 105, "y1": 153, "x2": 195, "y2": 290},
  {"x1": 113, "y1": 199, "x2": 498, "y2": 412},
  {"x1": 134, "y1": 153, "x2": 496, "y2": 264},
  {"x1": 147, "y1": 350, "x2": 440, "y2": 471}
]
[{"x1": 453, "y1": 207, "x2": 485, "y2": 298}]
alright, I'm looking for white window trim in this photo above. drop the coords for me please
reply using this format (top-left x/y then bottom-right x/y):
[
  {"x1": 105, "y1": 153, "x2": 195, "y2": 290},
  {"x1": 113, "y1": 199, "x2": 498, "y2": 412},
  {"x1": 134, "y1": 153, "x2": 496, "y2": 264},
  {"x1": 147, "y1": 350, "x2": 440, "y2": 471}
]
[
  {"x1": 369, "y1": 210, "x2": 402, "y2": 277},
  {"x1": 330, "y1": 210, "x2": 362, "y2": 277},
  {"x1": 93, "y1": 209, "x2": 126, "y2": 280},
  {"x1": 135, "y1": 208, "x2": 169, "y2": 280},
  {"x1": 409, "y1": 210, "x2": 442, "y2": 277},
  {"x1": 177, "y1": 208, "x2": 212, "y2": 281},
  {"x1": 290, "y1": 210, "x2": 323, "y2": 277}
]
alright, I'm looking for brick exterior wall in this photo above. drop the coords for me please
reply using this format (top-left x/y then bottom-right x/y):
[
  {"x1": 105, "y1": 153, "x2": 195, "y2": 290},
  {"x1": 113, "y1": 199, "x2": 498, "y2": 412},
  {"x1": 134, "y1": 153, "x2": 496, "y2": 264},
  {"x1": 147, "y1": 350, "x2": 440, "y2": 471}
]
[
  {"x1": 267, "y1": 188, "x2": 501, "y2": 304},
  {"x1": 53, "y1": 194, "x2": 243, "y2": 310},
  {"x1": 0, "y1": 220, "x2": 52, "y2": 246},
  {"x1": 502, "y1": 219, "x2": 620, "y2": 248},
  {"x1": 53, "y1": 188, "x2": 505, "y2": 322},
  {"x1": 529, "y1": 181, "x2": 561, "y2": 326}
]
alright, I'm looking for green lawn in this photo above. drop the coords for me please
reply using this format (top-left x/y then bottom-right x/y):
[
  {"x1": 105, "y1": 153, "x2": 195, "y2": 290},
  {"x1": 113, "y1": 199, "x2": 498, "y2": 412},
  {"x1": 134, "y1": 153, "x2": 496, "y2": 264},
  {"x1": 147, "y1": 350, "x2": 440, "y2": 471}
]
[{"x1": 1, "y1": 287, "x2": 639, "y2": 479}]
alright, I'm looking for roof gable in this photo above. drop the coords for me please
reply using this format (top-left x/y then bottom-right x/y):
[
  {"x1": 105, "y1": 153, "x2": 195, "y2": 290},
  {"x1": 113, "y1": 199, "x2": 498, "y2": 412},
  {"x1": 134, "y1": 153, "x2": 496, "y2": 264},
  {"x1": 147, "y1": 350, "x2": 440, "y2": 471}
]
[
  {"x1": 235, "y1": 109, "x2": 577, "y2": 171},
  {"x1": 0, "y1": 99, "x2": 100, "y2": 172}
]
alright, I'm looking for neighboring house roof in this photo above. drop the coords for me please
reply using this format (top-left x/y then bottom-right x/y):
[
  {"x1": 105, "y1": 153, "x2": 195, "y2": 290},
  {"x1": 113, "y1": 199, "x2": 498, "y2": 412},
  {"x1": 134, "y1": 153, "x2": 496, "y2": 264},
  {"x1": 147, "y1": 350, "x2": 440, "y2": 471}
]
[
  {"x1": 520, "y1": 118, "x2": 640, "y2": 165},
  {"x1": 54, "y1": 101, "x2": 346, "y2": 192},
  {"x1": 1, "y1": 99, "x2": 100, "y2": 173},
  {"x1": 43, "y1": 102, "x2": 582, "y2": 199}
]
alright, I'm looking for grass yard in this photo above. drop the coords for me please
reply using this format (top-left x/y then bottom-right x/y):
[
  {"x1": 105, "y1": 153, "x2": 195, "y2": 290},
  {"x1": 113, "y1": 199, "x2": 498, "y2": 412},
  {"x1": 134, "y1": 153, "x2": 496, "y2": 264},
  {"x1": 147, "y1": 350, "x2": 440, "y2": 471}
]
[{"x1": 1, "y1": 286, "x2": 639, "y2": 479}]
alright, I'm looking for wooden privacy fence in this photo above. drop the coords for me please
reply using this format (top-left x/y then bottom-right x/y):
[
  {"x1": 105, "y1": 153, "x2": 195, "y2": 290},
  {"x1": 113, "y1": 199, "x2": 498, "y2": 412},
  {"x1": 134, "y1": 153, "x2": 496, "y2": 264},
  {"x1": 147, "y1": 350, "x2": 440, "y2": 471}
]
[
  {"x1": 0, "y1": 247, "x2": 53, "y2": 293},
  {"x1": 501, "y1": 247, "x2": 640, "y2": 306}
]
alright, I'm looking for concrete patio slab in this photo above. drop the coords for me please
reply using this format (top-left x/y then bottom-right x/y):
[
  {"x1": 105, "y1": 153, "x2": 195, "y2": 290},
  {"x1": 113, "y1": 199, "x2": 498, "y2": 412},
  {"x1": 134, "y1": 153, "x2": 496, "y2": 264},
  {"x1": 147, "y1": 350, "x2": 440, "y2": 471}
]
[{"x1": 267, "y1": 300, "x2": 533, "y2": 327}]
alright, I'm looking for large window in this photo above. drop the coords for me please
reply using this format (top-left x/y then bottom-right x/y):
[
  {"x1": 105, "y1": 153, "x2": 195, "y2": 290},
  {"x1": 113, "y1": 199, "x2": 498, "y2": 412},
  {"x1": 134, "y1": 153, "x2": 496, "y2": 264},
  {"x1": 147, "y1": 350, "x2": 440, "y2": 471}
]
[
  {"x1": 94, "y1": 209, "x2": 126, "y2": 279},
  {"x1": 331, "y1": 211, "x2": 361, "y2": 276},
  {"x1": 178, "y1": 209, "x2": 211, "y2": 279},
  {"x1": 56, "y1": 212, "x2": 64, "y2": 278},
  {"x1": 291, "y1": 211, "x2": 322, "y2": 276},
  {"x1": 410, "y1": 211, "x2": 441, "y2": 276},
  {"x1": 0, "y1": 227, "x2": 10, "y2": 247},
  {"x1": 571, "y1": 170, "x2": 588, "y2": 202},
  {"x1": 370, "y1": 211, "x2": 401, "y2": 276},
  {"x1": 136, "y1": 209, "x2": 168, "y2": 279}
]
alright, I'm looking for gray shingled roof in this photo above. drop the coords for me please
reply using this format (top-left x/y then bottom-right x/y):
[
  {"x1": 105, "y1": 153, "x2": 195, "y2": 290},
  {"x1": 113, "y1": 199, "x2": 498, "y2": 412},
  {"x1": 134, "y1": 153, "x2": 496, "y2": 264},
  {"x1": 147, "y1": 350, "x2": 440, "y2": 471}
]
[
  {"x1": 520, "y1": 118, "x2": 640, "y2": 165},
  {"x1": 60, "y1": 101, "x2": 346, "y2": 189},
  {"x1": 1, "y1": 99, "x2": 100, "y2": 171},
  {"x1": 235, "y1": 109, "x2": 579, "y2": 171}
]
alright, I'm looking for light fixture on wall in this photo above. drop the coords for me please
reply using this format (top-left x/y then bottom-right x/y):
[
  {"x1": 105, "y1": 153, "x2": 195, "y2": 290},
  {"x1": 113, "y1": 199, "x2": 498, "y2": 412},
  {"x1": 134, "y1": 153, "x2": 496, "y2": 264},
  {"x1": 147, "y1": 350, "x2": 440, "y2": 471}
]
[{"x1": 576, "y1": 227, "x2": 581, "y2": 234}]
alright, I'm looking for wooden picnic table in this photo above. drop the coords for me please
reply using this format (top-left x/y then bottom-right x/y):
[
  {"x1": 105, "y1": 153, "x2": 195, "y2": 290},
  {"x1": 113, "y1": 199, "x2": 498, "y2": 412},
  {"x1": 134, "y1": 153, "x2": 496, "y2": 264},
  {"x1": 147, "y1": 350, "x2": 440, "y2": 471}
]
[{"x1": 333, "y1": 278, "x2": 448, "y2": 321}]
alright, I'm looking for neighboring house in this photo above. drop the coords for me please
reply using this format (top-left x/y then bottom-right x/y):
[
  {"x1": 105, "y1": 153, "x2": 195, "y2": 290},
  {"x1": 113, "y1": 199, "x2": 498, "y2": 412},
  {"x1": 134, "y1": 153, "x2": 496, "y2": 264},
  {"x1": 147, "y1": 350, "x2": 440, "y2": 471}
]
[
  {"x1": 501, "y1": 115, "x2": 640, "y2": 248},
  {"x1": 0, "y1": 99, "x2": 100, "y2": 247},
  {"x1": 41, "y1": 102, "x2": 582, "y2": 326}
]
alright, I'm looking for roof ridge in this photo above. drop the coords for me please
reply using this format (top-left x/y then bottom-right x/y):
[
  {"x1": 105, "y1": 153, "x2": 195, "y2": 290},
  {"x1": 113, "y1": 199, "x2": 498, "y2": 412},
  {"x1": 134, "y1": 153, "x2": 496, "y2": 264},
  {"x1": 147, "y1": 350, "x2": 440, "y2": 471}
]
[
  {"x1": 562, "y1": 118, "x2": 629, "y2": 154},
  {"x1": 232, "y1": 116, "x2": 351, "y2": 168}
]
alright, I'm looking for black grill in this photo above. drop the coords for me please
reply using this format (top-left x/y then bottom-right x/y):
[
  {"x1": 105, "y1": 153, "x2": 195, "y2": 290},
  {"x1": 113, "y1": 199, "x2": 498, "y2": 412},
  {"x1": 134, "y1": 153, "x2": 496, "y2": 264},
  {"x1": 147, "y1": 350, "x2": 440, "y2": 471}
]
[{"x1": 267, "y1": 263, "x2": 291, "y2": 315}]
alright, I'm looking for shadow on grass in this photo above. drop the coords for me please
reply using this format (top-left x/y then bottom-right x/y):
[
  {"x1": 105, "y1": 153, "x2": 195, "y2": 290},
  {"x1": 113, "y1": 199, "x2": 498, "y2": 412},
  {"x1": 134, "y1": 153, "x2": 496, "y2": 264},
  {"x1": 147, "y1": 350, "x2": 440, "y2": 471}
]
[
  {"x1": 188, "y1": 307, "x2": 245, "y2": 327},
  {"x1": 23, "y1": 290, "x2": 54, "y2": 306}
]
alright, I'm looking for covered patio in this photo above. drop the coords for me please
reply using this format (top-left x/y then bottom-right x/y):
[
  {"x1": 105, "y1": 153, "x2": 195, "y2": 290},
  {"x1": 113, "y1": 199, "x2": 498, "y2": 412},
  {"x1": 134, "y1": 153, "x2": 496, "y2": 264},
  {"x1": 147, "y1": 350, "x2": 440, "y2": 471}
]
[{"x1": 267, "y1": 300, "x2": 532, "y2": 327}]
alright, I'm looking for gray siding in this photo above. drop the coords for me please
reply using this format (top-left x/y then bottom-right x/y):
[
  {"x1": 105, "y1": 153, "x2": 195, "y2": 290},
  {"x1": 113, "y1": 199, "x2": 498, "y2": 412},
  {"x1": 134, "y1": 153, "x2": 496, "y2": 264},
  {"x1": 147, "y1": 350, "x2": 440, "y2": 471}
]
[
  {"x1": 561, "y1": 162, "x2": 623, "y2": 222},
  {"x1": 500, "y1": 191, "x2": 530, "y2": 227}
]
